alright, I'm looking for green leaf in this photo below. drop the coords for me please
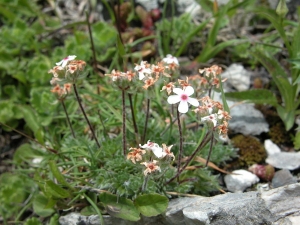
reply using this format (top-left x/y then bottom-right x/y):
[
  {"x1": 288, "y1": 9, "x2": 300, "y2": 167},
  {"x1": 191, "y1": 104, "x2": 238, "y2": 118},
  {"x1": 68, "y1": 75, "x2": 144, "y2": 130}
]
[
  {"x1": 276, "y1": 105, "x2": 295, "y2": 131},
  {"x1": 252, "y1": 7, "x2": 291, "y2": 52},
  {"x1": 294, "y1": 131, "x2": 300, "y2": 150},
  {"x1": 251, "y1": 49, "x2": 296, "y2": 110},
  {"x1": 225, "y1": 89, "x2": 278, "y2": 106},
  {"x1": 24, "y1": 217, "x2": 42, "y2": 225},
  {"x1": 103, "y1": 102, "x2": 134, "y2": 133},
  {"x1": 99, "y1": 192, "x2": 140, "y2": 221},
  {"x1": 33, "y1": 193, "x2": 55, "y2": 217},
  {"x1": 49, "y1": 161, "x2": 73, "y2": 189},
  {"x1": 197, "y1": 39, "x2": 244, "y2": 63},
  {"x1": 134, "y1": 193, "x2": 169, "y2": 217},
  {"x1": 13, "y1": 143, "x2": 44, "y2": 165},
  {"x1": 16, "y1": 105, "x2": 40, "y2": 133},
  {"x1": 45, "y1": 180, "x2": 70, "y2": 199}
]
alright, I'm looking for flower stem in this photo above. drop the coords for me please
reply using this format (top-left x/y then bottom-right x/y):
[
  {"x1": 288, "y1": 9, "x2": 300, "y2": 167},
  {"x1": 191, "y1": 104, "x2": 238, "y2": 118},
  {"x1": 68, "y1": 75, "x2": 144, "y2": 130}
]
[
  {"x1": 142, "y1": 98, "x2": 150, "y2": 144},
  {"x1": 205, "y1": 133, "x2": 215, "y2": 167},
  {"x1": 122, "y1": 89, "x2": 127, "y2": 156},
  {"x1": 85, "y1": 11, "x2": 97, "y2": 70},
  {"x1": 166, "y1": 131, "x2": 212, "y2": 184},
  {"x1": 128, "y1": 93, "x2": 139, "y2": 145},
  {"x1": 176, "y1": 108, "x2": 183, "y2": 183},
  {"x1": 142, "y1": 175, "x2": 149, "y2": 192},
  {"x1": 61, "y1": 100, "x2": 76, "y2": 138},
  {"x1": 73, "y1": 83, "x2": 101, "y2": 148}
]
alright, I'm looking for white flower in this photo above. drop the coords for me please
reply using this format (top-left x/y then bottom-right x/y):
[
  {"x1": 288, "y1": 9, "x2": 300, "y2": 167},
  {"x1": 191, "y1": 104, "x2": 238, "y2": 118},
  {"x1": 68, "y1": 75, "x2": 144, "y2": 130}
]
[
  {"x1": 140, "y1": 140, "x2": 166, "y2": 158},
  {"x1": 162, "y1": 54, "x2": 179, "y2": 65},
  {"x1": 56, "y1": 55, "x2": 77, "y2": 67},
  {"x1": 167, "y1": 86, "x2": 199, "y2": 113},
  {"x1": 201, "y1": 114, "x2": 218, "y2": 127},
  {"x1": 134, "y1": 61, "x2": 152, "y2": 80}
]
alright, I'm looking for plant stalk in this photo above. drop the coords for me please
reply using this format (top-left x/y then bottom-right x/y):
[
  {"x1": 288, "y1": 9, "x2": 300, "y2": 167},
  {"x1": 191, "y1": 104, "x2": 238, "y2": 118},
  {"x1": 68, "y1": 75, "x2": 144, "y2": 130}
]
[
  {"x1": 73, "y1": 83, "x2": 101, "y2": 148},
  {"x1": 122, "y1": 88, "x2": 127, "y2": 156},
  {"x1": 176, "y1": 108, "x2": 183, "y2": 182},
  {"x1": 166, "y1": 131, "x2": 212, "y2": 184},
  {"x1": 61, "y1": 100, "x2": 76, "y2": 138},
  {"x1": 142, "y1": 98, "x2": 150, "y2": 144},
  {"x1": 128, "y1": 93, "x2": 139, "y2": 145}
]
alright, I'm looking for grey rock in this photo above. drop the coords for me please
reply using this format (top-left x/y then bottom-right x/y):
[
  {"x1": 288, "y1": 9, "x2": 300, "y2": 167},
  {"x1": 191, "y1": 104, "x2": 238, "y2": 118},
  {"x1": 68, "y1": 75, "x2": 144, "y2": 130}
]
[
  {"x1": 224, "y1": 169, "x2": 259, "y2": 193},
  {"x1": 222, "y1": 64, "x2": 251, "y2": 91},
  {"x1": 264, "y1": 139, "x2": 281, "y2": 155},
  {"x1": 228, "y1": 103, "x2": 269, "y2": 135},
  {"x1": 272, "y1": 169, "x2": 297, "y2": 188},
  {"x1": 59, "y1": 184, "x2": 300, "y2": 225},
  {"x1": 266, "y1": 152, "x2": 300, "y2": 170},
  {"x1": 261, "y1": 183, "x2": 300, "y2": 221}
]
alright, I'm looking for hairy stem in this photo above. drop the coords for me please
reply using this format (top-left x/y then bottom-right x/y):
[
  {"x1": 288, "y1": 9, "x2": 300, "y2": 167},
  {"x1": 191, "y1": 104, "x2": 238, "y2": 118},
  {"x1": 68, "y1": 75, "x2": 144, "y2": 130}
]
[
  {"x1": 128, "y1": 93, "x2": 139, "y2": 145},
  {"x1": 166, "y1": 131, "x2": 212, "y2": 184},
  {"x1": 142, "y1": 98, "x2": 150, "y2": 144},
  {"x1": 142, "y1": 175, "x2": 149, "y2": 192},
  {"x1": 73, "y1": 84, "x2": 101, "y2": 148},
  {"x1": 176, "y1": 108, "x2": 183, "y2": 182},
  {"x1": 205, "y1": 133, "x2": 215, "y2": 166},
  {"x1": 122, "y1": 89, "x2": 127, "y2": 156},
  {"x1": 61, "y1": 100, "x2": 76, "y2": 138}
]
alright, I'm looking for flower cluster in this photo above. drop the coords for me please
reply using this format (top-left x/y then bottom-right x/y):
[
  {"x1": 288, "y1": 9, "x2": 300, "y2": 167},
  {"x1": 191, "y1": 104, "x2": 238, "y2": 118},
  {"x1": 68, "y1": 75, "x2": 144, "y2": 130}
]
[
  {"x1": 48, "y1": 55, "x2": 87, "y2": 99},
  {"x1": 198, "y1": 65, "x2": 224, "y2": 88},
  {"x1": 105, "y1": 55, "x2": 179, "y2": 90},
  {"x1": 189, "y1": 65, "x2": 226, "y2": 95},
  {"x1": 194, "y1": 96, "x2": 231, "y2": 137},
  {"x1": 127, "y1": 140, "x2": 175, "y2": 176}
]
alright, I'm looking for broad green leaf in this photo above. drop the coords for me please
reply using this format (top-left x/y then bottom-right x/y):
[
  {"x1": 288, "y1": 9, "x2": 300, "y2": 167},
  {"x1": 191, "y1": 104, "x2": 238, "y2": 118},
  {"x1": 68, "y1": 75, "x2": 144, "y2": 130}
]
[
  {"x1": 45, "y1": 180, "x2": 70, "y2": 199},
  {"x1": 32, "y1": 193, "x2": 55, "y2": 217},
  {"x1": 134, "y1": 193, "x2": 169, "y2": 217},
  {"x1": 225, "y1": 89, "x2": 278, "y2": 106},
  {"x1": 99, "y1": 192, "x2": 140, "y2": 221}
]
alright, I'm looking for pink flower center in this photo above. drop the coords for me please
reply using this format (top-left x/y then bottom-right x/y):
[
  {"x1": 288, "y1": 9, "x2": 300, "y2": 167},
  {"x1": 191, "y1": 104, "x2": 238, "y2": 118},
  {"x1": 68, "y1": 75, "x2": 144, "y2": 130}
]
[
  {"x1": 64, "y1": 57, "x2": 69, "y2": 60},
  {"x1": 181, "y1": 94, "x2": 188, "y2": 101}
]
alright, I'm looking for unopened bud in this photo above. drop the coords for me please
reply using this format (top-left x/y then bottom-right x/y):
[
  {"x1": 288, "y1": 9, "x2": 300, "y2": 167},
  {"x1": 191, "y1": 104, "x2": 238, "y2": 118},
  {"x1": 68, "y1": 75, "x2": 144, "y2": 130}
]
[{"x1": 276, "y1": 0, "x2": 288, "y2": 18}]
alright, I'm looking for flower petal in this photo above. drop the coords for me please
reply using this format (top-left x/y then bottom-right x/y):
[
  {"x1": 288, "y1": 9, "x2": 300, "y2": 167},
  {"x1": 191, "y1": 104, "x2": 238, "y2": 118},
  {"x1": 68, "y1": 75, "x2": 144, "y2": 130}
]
[
  {"x1": 187, "y1": 97, "x2": 199, "y2": 107},
  {"x1": 173, "y1": 88, "x2": 183, "y2": 95},
  {"x1": 184, "y1": 86, "x2": 194, "y2": 96},
  {"x1": 178, "y1": 101, "x2": 189, "y2": 113},
  {"x1": 167, "y1": 95, "x2": 181, "y2": 104}
]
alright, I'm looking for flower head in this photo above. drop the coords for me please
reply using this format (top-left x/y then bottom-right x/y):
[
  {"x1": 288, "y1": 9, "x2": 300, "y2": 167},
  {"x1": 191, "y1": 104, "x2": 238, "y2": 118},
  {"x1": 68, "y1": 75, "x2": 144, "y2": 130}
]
[
  {"x1": 140, "y1": 160, "x2": 161, "y2": 176},
  {"x1": 162, "y1": 144, "x2": 175, "y2": 160},
  {"x1": 140, "y1": 140, "x2": 166, "y2": 158},
  {"x1": 201, "y1": 114, "x2": 218, "y2": 127},
  {"x1": 167, "y1": 86, "x2": 199, "y2": 113},
  {"x1": 162, "y1": 54, "x2": 179, "y2": 65},
  {"x1": 134, "y1": 61, "x2": 151, "y2": 80},
  {"x1": 161, "y1": 82, "x2": 175, "y2": 95},
  {"x1": 56, "y1": 55, "x2": 77, "y2": 68},
  {"x1": 127, "y1": 147, "x2": 146, "y2": 164}
]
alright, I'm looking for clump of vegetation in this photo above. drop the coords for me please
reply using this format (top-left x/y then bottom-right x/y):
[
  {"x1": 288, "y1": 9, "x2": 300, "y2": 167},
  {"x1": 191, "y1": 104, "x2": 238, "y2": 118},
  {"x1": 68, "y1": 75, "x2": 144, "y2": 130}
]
[
  {"x1": 231, "y1": 135, "x2": 267, "y2": 166},
  {"x1": 269, "y1": 122, "x2": 292, "y2": 145}
]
